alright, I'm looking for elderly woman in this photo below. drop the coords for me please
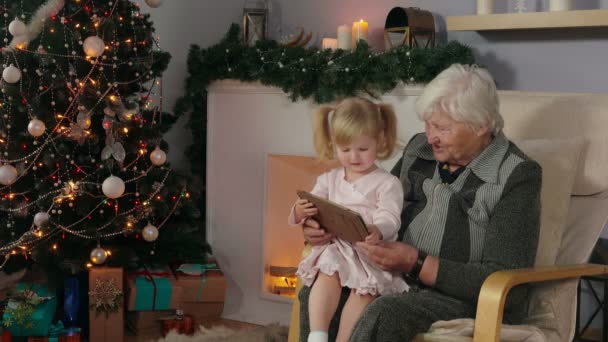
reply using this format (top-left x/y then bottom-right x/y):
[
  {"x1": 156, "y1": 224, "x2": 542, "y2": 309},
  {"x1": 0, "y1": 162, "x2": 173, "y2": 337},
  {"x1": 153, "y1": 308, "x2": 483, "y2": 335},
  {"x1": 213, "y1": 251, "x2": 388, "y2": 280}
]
[{"x1": 299, "y1": 64, "x2": 541, "y2": 341}]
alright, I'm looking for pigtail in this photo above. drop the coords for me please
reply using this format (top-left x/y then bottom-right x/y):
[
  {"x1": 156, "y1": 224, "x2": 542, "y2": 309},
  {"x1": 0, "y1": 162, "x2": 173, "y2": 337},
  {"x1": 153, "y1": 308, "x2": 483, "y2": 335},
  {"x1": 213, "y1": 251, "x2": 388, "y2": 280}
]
[
  {"x1": 377, "y1": 103, "x2": 398, "y2": 160},
  {"x1": 313, "y1": 106, "x2": 335, "y2": 160}
]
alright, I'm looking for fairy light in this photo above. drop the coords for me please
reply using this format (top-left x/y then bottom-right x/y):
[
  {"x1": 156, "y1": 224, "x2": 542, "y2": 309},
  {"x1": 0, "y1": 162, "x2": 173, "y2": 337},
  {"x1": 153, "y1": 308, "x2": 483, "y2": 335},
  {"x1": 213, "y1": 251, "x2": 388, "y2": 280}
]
[{"x1": 0, "y1": 1, "x2": 183, "y2": 260}]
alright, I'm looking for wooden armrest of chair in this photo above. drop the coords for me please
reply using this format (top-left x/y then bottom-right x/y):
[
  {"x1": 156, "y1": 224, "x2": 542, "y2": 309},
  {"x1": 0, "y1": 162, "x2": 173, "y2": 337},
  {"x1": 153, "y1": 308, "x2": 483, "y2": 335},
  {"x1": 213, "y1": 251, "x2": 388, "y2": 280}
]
[{"x1": 473, "y1": 263, "x2": 608, "y2": 342}]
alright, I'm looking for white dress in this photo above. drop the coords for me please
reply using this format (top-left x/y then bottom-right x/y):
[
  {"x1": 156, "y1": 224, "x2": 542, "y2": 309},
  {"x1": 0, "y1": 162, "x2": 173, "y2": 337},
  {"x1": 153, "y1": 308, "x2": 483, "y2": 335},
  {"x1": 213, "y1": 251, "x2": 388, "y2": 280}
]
[{"x1": 289, "y1": 167, "x2": 410, "y2": 296}]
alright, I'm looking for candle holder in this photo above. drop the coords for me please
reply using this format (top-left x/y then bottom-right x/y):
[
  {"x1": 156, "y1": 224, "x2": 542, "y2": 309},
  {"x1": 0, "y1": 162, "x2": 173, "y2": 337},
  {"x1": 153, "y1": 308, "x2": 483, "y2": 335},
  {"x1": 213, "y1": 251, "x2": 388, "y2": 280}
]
[
  {"x1": 242, "y1": 0, "x2": 268, "y2": 46},
  {"x1": 384, "y1": 7, "x2": 435, "y2": 50}
]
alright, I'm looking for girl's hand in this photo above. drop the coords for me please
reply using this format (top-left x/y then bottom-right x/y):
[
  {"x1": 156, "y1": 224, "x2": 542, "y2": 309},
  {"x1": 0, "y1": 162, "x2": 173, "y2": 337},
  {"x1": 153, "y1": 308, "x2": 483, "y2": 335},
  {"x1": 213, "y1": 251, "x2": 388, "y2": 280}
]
[
  {"x1": 364, "y1": 224, "x2": 382, "y2": 245},
  {"x1": 294, "y1": 199, "x2": 318, "y2": 222},
  {"x1": 302, "y1": 217, "x2": 333, "y2": 246}
]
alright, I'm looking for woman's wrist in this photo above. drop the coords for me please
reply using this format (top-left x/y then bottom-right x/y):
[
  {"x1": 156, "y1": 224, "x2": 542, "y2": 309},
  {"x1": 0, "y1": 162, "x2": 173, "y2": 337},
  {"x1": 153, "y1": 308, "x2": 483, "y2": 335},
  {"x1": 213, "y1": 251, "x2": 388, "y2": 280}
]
[{"x1": 409, "y1": 249, "x2": 427, "y2": 279}]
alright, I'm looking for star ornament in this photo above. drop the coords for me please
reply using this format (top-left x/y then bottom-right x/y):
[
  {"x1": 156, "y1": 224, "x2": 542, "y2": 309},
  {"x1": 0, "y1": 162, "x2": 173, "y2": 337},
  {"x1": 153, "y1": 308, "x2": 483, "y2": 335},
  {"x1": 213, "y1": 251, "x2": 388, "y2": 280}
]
[{"x1": 88, "y1": 278, "x2": 123, "y2": 317}]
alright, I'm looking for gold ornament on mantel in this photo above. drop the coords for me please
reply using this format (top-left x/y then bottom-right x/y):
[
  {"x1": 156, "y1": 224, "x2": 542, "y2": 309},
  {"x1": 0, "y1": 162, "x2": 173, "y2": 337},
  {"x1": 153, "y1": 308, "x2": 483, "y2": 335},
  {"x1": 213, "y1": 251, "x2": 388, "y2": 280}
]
[
  {"x1": 384, "y1": 7, "x2": 435, "y2": 50},
  {"x1": 280, "y1": 27, "x2": 313, "y2": 48},
  {"x1": 88, "y1": 277, "x2": 123, "y2": 317}
]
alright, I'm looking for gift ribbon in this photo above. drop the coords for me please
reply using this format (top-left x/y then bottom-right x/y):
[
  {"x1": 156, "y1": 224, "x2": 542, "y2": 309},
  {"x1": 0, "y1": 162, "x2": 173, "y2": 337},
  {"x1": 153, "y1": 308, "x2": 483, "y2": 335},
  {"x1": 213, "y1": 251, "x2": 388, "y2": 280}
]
[
  {"x1": 131, "y1": 268, "x2": 173, "y2": 310},
  {"x1": 195, "y1": 264, "x2": 220, "y2": 301}
]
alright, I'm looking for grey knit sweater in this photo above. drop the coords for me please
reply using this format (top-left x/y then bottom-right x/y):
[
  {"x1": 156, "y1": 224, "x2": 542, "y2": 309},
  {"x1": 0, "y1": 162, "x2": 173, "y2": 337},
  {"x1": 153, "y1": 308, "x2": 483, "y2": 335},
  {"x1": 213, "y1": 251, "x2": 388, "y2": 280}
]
[{"x1": 395, "y1": 132, "x2": 541, "y2": 313}]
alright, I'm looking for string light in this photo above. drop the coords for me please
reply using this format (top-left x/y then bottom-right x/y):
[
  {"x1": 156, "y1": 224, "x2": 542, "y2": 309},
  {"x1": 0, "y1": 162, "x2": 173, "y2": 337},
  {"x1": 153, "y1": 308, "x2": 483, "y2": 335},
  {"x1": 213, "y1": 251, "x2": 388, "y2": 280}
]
[{"x1": 0, "y1": 1, "x2": 180, "y2": 260}]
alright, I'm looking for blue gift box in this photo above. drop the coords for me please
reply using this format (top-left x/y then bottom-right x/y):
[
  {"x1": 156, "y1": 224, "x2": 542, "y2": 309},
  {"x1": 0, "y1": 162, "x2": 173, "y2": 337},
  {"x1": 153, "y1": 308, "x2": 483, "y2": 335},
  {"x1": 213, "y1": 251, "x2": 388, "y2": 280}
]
[{"x1": 2, "y1": 283, "x2": 57, "y2": 337}]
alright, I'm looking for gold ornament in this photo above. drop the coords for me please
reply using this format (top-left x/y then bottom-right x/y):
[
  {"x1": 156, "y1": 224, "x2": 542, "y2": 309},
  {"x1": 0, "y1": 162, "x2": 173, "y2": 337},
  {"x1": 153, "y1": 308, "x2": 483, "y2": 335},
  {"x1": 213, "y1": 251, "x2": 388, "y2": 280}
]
[{"x1": 88, "y1": 277, "x2": 123, "y2": 317}]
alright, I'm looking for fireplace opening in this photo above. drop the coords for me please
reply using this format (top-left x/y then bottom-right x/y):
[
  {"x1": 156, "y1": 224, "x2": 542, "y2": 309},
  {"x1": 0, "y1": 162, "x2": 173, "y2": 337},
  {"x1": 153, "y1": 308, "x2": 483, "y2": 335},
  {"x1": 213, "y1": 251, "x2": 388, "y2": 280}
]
[{"x1": 261, "y1": 154, "x2": 339, "y2": 301}]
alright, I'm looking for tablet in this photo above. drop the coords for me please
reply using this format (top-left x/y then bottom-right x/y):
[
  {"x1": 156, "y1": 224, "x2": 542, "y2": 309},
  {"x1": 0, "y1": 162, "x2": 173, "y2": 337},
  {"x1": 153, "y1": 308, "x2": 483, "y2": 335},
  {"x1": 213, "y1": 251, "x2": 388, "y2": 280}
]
[{"x1": 297, "y1": 190, "x2": 369, "y2": 243}]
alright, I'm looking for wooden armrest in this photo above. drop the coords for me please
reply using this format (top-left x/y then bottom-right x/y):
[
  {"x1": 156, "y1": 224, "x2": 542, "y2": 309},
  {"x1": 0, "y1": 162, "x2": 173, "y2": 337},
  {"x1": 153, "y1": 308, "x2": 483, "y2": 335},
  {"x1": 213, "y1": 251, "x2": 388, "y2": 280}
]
[{"x1": 473, "y1": 263, "x2": 608, "y2": 342}]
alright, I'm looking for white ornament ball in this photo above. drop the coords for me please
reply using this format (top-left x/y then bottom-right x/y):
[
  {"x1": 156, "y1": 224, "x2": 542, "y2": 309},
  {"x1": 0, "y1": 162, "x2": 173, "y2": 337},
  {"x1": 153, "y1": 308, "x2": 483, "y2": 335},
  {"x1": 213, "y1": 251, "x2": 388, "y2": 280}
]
[
  {"x1": 83, "y1": 36, "x2": 105, "y2": 57},
  {"x1": 101, "y1": 175, "x2": 125, "y2": 199},
  {"x1": 149, "y1": 147, "x2": 167, "y2": 166},
  {"x1": 28, "y1": 119, "x2": 46, "y2": 137},
  {"x1": 8, "y1": 18, "x2": 26, "y2": 36},
  {"x1": 145, "y1": 0, "x2": 163, "y2": 8},
  {"x1": 33, "y1": 212, "x2": 50, "y2": 227},
  {"x1": 0, "y1": 164, "x2": 18, "y2": 185},
  {"x1": 142, "y1": 223, "x2": 159, "y2": 242},
  {"x1": 2, "y1": 64, "x2": 21, "y2": 83},
  {"x1": 90, "y1": 247, "x2": 108, "y2": 264}
]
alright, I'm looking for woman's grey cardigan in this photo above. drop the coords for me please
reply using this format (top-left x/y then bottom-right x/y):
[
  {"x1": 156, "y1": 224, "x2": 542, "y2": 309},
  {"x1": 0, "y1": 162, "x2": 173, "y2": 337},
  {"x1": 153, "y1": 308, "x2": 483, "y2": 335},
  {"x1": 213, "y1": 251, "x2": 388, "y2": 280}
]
[{"x1": 298, "y1": 132, "x2": 542, "y2": 341}]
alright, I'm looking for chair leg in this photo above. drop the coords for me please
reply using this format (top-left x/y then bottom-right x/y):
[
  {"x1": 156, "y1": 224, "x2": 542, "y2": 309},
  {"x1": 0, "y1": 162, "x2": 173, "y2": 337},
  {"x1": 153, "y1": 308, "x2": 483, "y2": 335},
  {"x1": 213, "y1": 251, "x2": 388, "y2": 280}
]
[{"x1": 288, "y1": 278, "x2": 304, "y2": 342}]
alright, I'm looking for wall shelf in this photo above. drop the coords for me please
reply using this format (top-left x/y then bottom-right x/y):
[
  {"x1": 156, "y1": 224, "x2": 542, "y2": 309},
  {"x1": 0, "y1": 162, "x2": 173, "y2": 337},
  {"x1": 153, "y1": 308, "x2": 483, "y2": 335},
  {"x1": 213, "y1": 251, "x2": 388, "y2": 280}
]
[{"x1": 447, "y1": 9, "x2": 608, "y2": 31}]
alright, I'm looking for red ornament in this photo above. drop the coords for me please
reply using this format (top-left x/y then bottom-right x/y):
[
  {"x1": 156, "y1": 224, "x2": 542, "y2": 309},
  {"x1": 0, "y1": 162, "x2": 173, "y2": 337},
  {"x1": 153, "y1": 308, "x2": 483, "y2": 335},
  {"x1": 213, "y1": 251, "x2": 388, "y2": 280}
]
[
  {"x1": 2, "y1": 328, "x2": 11, "y2": 342},
  {"x1": 162, "y1": 313, "x2": 195, "y2": 336}
]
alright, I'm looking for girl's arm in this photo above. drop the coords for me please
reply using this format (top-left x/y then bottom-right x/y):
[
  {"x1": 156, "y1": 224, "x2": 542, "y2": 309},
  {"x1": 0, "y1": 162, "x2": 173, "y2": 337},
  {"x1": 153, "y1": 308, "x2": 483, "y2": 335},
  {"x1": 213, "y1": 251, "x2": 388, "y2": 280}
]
[
  {"x1": 370, "y1": 176, "x2": 404, "y2": 241},
  {"x1": 288, "y1": 171, "x2": 331, "y2": 225}
]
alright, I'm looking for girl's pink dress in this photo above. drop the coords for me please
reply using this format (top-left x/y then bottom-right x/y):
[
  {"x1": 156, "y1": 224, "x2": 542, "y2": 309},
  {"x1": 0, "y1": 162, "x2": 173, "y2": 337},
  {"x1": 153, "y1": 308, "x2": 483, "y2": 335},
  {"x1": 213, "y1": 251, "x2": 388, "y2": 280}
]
[{"x1": 289, "y1": 167, "x2": 409, "y2": 296}]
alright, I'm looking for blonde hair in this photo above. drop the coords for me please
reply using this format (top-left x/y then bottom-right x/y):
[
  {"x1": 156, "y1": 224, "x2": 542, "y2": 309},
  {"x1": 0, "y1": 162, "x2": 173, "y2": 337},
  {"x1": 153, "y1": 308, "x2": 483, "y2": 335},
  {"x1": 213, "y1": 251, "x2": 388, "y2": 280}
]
[
  {"x1": 415, "y1": 63, "x2": 504, "y2": 135},
  {"x1": 313, "y1": 97, "x2": 398, "y2": 161}
]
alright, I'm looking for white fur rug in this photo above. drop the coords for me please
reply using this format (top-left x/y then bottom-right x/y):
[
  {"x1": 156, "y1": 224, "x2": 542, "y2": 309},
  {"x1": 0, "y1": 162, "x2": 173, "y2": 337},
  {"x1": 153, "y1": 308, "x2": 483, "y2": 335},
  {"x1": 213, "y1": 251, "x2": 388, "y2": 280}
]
[{"x1": 156, "y1": 324, "x2": 288, "y2": 342}]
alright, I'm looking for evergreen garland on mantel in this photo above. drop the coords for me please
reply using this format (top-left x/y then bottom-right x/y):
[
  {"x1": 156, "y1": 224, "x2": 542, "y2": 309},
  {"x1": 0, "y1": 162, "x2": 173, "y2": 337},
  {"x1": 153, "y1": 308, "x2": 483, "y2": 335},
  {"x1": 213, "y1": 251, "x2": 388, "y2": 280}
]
[{"x1": 174, "y1": 23, "x2": 475, "y2": 176}]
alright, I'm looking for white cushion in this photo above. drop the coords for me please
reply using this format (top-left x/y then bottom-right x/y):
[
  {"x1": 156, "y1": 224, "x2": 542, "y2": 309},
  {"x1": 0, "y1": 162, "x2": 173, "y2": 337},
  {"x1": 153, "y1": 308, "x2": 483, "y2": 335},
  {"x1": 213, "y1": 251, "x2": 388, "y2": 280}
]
[
  {"x1": 513, "y1": 137, "x2": 584, "y2": 266},
  {"x1": 423, "y1": 318, "x2": 546, "y2": 342}
]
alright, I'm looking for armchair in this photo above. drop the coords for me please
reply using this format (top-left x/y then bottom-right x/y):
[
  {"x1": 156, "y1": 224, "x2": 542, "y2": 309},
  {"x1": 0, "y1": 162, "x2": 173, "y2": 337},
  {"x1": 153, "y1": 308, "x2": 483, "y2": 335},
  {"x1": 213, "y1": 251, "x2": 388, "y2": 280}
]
[{"x1": 288, "y1": 91, "x2": 608, "y2": 342}]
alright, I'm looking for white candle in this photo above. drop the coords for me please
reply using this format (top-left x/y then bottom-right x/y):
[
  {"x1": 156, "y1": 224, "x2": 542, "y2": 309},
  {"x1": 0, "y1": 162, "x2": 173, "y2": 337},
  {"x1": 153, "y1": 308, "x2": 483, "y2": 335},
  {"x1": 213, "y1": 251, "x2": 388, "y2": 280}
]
[
  {"x1": 337, "y1": 25, "x2": 351, "y2": 50},
  {"x1": 477, "y1": 0, "x2": 494, "y2": 15},
  {"x1": 322, "y1": 38, "x2": 338, "y2": 51},
  {"x1": 550, "y1": 0, "x2": 571, "y2": 11},
  {"x1": 351, "y1": 19, "x2": 368, "y2": 48}
]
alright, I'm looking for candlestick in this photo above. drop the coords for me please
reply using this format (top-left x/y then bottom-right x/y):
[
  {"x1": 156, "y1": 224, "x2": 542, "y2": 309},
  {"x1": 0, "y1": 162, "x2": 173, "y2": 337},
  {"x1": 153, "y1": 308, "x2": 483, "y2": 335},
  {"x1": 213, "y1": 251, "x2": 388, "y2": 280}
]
[
  {"x1": 550, "y1": 0, "x2": 571, "y2": 11},
  {"x1": 321, "y1": 38, "x2": 337, "y2": 51},
  {"x1": 337, "y1": 25, "x2": 351, "y2": 50},
  {"x1": 477, "y1": 0, "x2": 494, "y2": 15},
  {"x1": 351, "y1": 19, "x2": 368, "y2": 49}
]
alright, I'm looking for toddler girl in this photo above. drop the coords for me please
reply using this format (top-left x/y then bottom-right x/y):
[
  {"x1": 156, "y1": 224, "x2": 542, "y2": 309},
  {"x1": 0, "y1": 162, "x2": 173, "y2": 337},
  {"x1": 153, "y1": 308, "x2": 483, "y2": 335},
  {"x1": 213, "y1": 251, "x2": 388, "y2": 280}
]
[{"x1": 289, "y1": 97, "x2": 408, "y2": 342}]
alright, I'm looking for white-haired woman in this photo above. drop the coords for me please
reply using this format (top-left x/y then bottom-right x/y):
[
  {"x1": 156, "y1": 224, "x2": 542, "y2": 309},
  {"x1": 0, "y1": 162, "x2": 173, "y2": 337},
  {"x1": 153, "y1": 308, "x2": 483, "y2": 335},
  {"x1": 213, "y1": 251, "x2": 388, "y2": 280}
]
[{"x1": 298, "y1": 64, "x2": 542, "y2": 341}]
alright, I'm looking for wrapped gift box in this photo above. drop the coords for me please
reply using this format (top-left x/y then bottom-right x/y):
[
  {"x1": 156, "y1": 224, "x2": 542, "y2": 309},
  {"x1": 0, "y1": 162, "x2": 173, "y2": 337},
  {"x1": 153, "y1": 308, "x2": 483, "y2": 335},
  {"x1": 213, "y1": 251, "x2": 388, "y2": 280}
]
[
  {"x1": 126, "y1": 310, "x2": 173, "y2": 334},
  {"x1": 172, "y1": 263, "x2": 227, "y2": 320},
  {"x1": 126, "y1": 268, "x2": 183, "y2": 311},
  {"x1": 173, "y1": 264, "x2": 226, "y2": 303},
  {"x1": 88, "y1": 267, "x2": 123, "y2": 342},
  {"x1": 3, "y1": 283, "x2": 57, "y2": 337}
]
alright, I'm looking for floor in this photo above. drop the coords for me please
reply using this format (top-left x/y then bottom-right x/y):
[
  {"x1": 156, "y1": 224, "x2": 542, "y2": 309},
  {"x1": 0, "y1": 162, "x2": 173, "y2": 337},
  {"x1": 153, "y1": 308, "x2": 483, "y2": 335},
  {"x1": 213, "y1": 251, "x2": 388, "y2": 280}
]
[{"x1": 125, "y1": 318, "x2": 262, "y2": 341}]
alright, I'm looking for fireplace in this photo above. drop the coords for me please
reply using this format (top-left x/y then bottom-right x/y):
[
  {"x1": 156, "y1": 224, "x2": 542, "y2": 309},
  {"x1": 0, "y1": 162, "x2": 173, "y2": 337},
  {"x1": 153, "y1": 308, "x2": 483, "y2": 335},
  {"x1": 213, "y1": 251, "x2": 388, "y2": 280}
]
[{"x1": 261, "y1": 154, "x2": 339, "y2": 301}]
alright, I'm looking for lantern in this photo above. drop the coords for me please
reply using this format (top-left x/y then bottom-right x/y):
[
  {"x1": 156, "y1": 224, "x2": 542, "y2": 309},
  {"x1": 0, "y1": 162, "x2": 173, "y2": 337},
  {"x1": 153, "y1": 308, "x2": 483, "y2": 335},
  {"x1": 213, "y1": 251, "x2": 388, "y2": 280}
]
[
  {"x1": 242, "y1": 0, "x2": 268, "y2": 46},
  {"x1": 384, "y1": 7, "x2": 436, "y2": 50}
]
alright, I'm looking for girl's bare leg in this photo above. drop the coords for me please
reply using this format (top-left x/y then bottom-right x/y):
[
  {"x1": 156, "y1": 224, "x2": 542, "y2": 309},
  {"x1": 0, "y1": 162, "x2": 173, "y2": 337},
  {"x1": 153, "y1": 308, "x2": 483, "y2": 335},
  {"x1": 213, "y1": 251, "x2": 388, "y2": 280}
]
[
  {"x1": 336, "y1": 289, "x2": 375, "y2": 342},
  {"x1": 309, "y1": 272, "x2": 342, "y2": 334}
]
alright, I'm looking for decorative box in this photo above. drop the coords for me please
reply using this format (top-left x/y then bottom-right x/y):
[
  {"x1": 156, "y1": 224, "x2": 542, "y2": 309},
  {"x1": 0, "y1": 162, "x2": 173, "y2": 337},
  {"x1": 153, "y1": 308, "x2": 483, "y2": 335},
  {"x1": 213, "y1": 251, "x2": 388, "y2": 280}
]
[
  {"x1": 172, "y1": 263, "x2": 227, "y2": 322},
  {"x1": 88, "y1": 267, "x2": 123, "y2": 342},
  {"x1": 2, "y1": 283, "x2": 57, "y2": 337},
  {"x1": 126, "y1": 268, "x2": 182, "y2": 311},
  {"x1": 173, "y1": 264, "x2": 226, "y2": 303},
  {"x1": 125, "y1": 310, "x2": 173, "y2": 334}
]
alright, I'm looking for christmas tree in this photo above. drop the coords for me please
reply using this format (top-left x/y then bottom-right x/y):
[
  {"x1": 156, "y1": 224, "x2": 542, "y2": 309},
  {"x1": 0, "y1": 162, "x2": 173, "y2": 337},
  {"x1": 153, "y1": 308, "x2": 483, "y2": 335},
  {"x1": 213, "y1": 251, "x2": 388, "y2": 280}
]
[{"x1": 0, "y1": 0, "x2": 209, "y2": 276}]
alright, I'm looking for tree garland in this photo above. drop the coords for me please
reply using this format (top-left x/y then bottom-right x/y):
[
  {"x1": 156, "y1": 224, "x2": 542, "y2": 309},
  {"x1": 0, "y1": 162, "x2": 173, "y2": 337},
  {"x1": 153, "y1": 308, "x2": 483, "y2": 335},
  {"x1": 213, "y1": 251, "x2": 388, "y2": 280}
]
[{"x1": 175, "y1": 24, "x2": 475, "y2": 178}]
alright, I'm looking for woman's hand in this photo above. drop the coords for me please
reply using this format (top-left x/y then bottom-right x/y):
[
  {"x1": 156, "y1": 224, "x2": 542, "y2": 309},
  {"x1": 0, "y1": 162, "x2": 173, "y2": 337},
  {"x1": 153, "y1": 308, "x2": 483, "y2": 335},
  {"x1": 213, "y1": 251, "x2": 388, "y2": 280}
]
[
  {"x1": 302, "y1": 217, "x2": 332, "y2": 246},
  {"x1": 356, "y1": 240, "x2": 417, "y2": 273},
  {"x1": 294, "y1": 199, "x2": 318, "y2": 222},
  {"x1": 364, "y1": 224, "x2": 382, "y2": 245}
]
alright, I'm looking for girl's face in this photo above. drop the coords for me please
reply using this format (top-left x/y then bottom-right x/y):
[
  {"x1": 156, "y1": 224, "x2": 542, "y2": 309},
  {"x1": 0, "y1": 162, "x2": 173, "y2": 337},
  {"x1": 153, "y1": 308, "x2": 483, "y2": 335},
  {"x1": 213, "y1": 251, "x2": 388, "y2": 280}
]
[{"x1": 335, "y1": 134, "x2": 378, "y2": 180}]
